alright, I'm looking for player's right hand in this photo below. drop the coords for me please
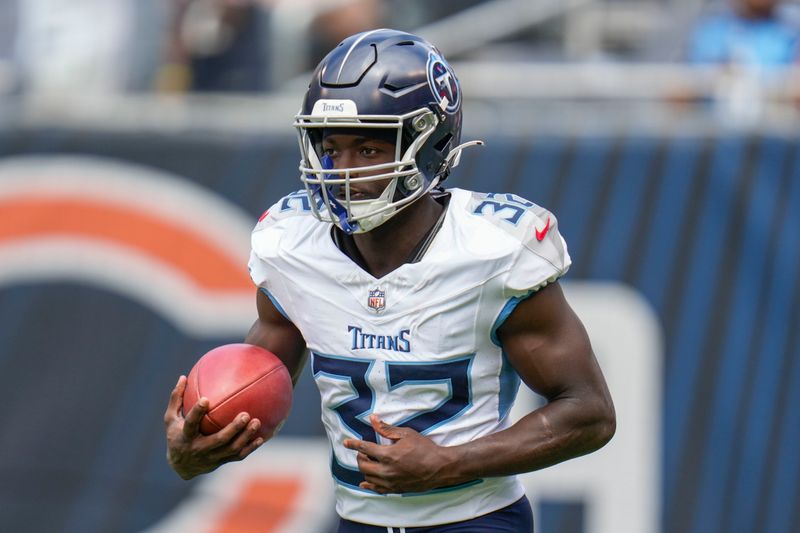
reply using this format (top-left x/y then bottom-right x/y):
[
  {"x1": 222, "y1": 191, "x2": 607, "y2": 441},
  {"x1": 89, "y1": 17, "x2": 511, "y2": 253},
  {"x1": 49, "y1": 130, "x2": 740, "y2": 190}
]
[{"x1": 164, "y1": 375, "x2": 264, "y2": 480}]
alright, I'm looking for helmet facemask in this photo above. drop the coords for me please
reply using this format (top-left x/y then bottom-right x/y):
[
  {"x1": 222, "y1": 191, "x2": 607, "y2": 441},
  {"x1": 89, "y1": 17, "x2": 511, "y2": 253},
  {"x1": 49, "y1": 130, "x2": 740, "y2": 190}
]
[{"x1": 295, "y1": 105, "x2": 440, "y2": 234}]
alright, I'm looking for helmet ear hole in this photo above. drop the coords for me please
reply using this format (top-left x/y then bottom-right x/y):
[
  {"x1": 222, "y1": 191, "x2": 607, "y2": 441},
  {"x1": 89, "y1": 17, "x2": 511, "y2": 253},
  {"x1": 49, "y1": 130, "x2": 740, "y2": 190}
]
[{"x1": 434, "y1": 133, "x2": 453, "y2": 153}]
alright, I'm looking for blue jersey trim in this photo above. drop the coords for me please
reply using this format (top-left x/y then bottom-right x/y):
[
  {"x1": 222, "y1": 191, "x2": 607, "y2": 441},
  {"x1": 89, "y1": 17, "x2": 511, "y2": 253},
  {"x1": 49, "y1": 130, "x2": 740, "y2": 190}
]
[
  {"x1": 333, "y1": 470, "x2": 484, "y2": 497},
  {"x1": 490, "y1": 291, "x2": 534, "y2": 347},
  {"x1": 498, "y1": 349, "x2": 521, "y2": 421},
  {"x1": 399, "y1": 478, "x2": 484, "y2": 497},
  {"x1": 259, "y1": 287, "x2": 291, "y2": 322}
]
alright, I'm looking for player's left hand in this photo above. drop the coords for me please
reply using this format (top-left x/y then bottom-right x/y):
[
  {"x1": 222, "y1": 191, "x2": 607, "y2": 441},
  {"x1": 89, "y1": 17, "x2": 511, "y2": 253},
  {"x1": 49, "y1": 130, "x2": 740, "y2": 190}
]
[{"x1": 342, "y1": 415, "x2": 460, "y2": 494}]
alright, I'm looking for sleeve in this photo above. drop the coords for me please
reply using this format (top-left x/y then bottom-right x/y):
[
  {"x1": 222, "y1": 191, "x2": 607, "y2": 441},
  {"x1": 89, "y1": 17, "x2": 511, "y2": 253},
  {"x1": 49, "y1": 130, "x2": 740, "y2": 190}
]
[
  {"x1": 489, "y1": 208, "x2": 570, "y2": 347},
  {"x1": 248, "y1": 190, "x2": 307, "y2": 288},
  {"x1": 248, "y1": 202, "x2": 295, "y2": 322},
  {"x1": 503, "y1": 206, "x2": 571, "y2": 298},
  {"x1": 248, "y1": 227, "x2": 280, "y2": 288}
]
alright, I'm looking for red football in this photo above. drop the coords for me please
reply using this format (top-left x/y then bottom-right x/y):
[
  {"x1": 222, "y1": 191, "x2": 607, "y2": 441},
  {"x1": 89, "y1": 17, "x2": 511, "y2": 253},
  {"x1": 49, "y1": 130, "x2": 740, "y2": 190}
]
[{"x1": 183, "y1": 344, "x2": 293, "y2": 441}]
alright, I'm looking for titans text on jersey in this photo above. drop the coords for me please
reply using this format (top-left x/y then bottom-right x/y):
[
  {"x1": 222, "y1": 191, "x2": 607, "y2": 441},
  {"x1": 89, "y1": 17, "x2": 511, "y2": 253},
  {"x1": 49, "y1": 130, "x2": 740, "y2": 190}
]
[{"x1": 349, "y1": 326, "x2": 411, "y2": 352}]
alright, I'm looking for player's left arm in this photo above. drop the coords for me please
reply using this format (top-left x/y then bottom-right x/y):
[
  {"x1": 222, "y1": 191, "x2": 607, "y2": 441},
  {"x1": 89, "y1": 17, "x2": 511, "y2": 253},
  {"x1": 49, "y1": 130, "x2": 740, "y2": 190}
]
[
  {"x1": 344, "y1": 281, "x2": 616, "y2": 494},
  {"x1": 461, "y1": 281, "x2": 616, "y2": 474}
]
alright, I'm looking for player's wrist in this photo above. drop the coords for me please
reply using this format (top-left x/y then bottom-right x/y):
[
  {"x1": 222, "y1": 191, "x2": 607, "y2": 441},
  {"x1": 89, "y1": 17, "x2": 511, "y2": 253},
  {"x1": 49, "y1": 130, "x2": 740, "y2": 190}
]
[
  {"x1": 168, "y1": 457, "x2": 200, "y2": 480},
  {"x1": 437, "y1": 444, "x2": 471, "y2": 486}
]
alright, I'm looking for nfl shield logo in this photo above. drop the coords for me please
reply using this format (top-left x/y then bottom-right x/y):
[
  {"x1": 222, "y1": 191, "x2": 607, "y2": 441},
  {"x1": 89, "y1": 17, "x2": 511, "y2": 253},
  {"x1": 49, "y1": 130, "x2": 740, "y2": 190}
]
[{"x1": 367, "y1": 288, "x2": 386, "y2": 312}]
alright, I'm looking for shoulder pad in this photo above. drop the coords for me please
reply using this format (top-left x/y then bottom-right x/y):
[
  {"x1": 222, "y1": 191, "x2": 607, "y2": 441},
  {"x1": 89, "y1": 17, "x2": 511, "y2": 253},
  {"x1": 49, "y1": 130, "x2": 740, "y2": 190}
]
[
  {"x1": 252, "y1": 189, "x2": 319, "y2": 261},
  {"x1": 467, "y1": 192, "x2": 556, "y2": 245},
  {"x1": 253, "y1": 189, "x2": 316, "y2": 232},
  {"x1": 466, "y1": 191, "x2": 570, "y2": 282}
]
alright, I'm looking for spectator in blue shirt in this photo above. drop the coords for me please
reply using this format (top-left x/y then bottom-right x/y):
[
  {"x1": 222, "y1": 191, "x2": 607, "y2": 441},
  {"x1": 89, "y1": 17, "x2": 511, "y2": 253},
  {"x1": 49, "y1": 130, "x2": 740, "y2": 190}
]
[{"x1": 688, "y1": 0, "x2": 799, "y2": 66}]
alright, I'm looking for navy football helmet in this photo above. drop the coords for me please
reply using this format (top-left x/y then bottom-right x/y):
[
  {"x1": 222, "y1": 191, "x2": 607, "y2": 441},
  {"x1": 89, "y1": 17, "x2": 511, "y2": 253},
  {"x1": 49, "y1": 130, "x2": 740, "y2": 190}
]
[{"x1": 294, "y1": 28, "x2": 482, "y2": 234}]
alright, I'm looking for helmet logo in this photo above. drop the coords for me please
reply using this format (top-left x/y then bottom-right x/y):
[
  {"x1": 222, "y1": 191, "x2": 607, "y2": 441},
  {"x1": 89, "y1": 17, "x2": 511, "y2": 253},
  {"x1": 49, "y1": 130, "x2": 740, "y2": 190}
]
[{"x1": 427, "y1": 52, "x2": 460, "y2": 113}]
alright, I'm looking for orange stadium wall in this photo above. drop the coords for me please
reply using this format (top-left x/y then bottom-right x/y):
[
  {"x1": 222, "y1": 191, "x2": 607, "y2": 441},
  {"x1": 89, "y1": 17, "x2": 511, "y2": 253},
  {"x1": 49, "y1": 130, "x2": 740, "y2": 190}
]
[{"x1": 0, "y1": 129, "x2": 797, "y2": 533}]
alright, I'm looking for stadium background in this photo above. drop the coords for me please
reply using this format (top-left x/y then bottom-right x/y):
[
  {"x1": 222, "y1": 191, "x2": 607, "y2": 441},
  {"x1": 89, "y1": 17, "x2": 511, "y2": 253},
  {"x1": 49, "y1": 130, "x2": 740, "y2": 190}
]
[{"x1": 0, "y1": 1, "x2": 798, "y2": 532}]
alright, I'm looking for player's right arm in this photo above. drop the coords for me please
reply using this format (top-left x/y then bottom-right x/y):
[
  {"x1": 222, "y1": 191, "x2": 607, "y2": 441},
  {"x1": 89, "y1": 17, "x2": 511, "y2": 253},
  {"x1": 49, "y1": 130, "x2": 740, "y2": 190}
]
[
  {"x1": 245, "y1": 288, "x2": 308, "y2": 384},
  {"x1": 164, "y1": 289, "x2": 307, "y2": 480}
]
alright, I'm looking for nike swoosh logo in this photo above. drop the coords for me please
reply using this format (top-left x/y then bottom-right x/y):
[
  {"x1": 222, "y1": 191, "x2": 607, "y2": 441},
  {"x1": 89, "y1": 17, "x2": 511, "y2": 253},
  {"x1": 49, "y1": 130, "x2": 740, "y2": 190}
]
[{"x1": 535, "y1": 216, "x2": 551, "y2": 241}]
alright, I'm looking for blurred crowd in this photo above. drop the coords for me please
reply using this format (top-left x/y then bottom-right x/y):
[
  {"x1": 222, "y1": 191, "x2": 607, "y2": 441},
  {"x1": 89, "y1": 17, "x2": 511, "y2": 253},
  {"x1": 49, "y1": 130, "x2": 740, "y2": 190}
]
[
  {"x1": 0, "y1": 0, "x2": 798, "y2": 97},
  {"x1": 688, "y1": 0, "x2": 800, "y2": 66},
  {"x1": 0, "y1": 0, "x2": 482, "y2": 95}
]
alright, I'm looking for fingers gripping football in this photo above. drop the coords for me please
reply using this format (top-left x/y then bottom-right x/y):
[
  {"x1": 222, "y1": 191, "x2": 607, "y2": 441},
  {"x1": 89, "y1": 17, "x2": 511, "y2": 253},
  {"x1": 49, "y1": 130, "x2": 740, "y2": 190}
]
[{"x1": 164, "y1": 376, "x2": 264, "y2": 480}]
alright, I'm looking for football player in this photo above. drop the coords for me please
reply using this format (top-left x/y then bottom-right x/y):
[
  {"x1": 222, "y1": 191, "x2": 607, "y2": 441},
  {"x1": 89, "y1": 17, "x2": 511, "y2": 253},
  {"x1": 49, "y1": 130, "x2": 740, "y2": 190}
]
[{"x1": 165, "y1": 28, "x2": 615, "y2": 532}]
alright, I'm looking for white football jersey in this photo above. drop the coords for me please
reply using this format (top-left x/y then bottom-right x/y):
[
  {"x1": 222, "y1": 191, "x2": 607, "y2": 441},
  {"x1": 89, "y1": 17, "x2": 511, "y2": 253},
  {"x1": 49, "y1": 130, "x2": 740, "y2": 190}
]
[{"x1": 249, "y1": 187, "x2": 571, "y2": 527}]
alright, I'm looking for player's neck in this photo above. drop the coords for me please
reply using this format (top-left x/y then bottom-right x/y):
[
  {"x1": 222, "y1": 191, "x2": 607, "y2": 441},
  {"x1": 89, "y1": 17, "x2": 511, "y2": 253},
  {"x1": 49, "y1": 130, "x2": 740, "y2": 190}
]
[{"x1": 352, "y1": 194, "x2": 444, "y2": 278}]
